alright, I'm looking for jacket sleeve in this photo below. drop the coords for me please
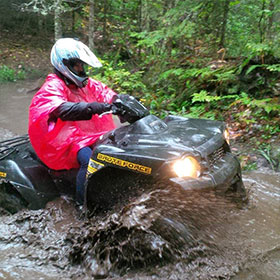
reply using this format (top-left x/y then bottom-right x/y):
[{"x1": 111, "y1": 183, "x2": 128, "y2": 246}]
[{"x1": 49, "y1": 102, "x2": 92, "y2": 122}]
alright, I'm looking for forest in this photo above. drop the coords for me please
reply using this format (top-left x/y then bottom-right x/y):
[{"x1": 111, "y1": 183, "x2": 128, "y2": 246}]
[{"x1": 1, "y1": 0, "x2": 280, "y2": 171}]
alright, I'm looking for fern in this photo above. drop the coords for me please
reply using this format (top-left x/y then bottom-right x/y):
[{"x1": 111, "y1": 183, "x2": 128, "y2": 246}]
[
  {"x1": 266, "y1": 64, "x2": 280, "y2": 72},
  {"x1": 192, "y1": 90, "x2": 238, "y2": 103},
  {"x1": 245, "y1": 64, "x2": 263, "y2": 75},
  {"x1": 192, "y1": 90, "x2": 221, "y2": 103},
  {"x1": 251, "y1": 98, "x2": 280, "y2": 114}
]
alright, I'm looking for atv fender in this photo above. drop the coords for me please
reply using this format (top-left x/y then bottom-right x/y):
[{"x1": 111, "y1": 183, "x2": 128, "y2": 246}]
[{"x1": 0, "y1": 159, "x2": 58, "y2": 209}]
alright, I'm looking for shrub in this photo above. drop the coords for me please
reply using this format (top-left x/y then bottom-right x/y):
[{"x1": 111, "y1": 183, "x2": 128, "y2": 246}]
[{"x1": 0, "y1": 65, "x2": 26, "y2": 82}]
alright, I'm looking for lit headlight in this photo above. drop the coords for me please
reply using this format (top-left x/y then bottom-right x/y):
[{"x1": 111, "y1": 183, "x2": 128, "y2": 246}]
[
  {"x1": 223, "y1": 128, "x2": 230, "y2": 145},
  {"x1": 172, "y1": 156, "x2": 201, "y2": 178}
]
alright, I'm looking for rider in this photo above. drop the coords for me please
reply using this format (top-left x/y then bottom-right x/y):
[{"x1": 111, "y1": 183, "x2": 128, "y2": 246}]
[{"x1": 28, "y1": 38, "x2": 117, "y2": 204}]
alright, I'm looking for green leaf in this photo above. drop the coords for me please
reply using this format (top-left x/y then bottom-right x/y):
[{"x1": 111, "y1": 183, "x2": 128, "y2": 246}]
[
  {"x1": 245, "y1": 64, "x2": 263, "y2": 75},
  {"x1": 192, "y1": 90, "x2": 221, "y2": 103}
]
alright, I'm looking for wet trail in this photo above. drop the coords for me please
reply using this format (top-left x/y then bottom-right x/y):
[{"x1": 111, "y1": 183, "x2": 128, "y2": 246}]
[
  {"x1": 0, "y1": 174, "x2": 279, "y2": 280},
  {"x1": 0, "y1": 81, "x2": 33, "y2": 136},
  {"x1": 0, "y1": 81, "x2": 279, "y2": 279}
]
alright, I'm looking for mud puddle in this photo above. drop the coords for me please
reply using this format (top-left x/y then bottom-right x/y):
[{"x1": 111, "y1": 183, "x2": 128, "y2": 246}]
[
  {"x1": 0, "y1": 171, "x2": 279, "y2": 280},
  {"x1": 0, "y1": 80, "x2": 37, "y2": 135}
]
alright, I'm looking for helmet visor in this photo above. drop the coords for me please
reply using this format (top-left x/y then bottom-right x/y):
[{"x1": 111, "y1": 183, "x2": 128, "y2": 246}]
[{"x1": 65, "y1": 58, "x2": 87, "y2": 78}]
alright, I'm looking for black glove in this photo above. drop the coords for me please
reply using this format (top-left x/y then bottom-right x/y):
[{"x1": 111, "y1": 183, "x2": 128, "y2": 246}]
[{"x1": 87, "y1": 102, "x2": 112, "y2": 115}]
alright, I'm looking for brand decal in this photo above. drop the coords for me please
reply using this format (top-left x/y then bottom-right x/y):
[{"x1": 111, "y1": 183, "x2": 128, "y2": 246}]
[
  {"x1": 0, "y1": 171, "x2": 7, "y2": 178},
  {"x1": 87, "y1": 159, "x2": 104, "y2": 175},
  {"x1": 97, "y1": 153, "x2": 152, "y2": 175}
]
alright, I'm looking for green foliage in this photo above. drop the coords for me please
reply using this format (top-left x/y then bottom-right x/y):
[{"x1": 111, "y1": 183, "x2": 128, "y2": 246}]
[
  {"x1": 234, "y1": 92, "x2": 280, "y2": 115},
  {"x1": 92, "y1": 60, "x2": 147, "y2": 96},
  {"x1": 251, "y1": 98, "x2": 280, "y2": 114},
  {"x1": 186, "y1": 90, "x2": 238, "y2": 120},
  {"x1": 0, "y1": 65, "x2": 25, "y2": 82},
  {"x1": 192, "y1": 90, "x2": 222, "y2": 103},
  {"x1": 242, "y1": 160, "x2": 258, "y2": 171},
  {"x1": 184, "y1": 104, "x2": 218, "y2": 120},
  {"x1": 2, "y1": 0, "x2": 280, "y2": 145},
  {"x1": 258, "y1": 143, "x2": 278, "y2": 171},
  {"x1": 150, "y1": 62, "x2": 240, "y2": 116},
  {"x1": 262, "y1": 124, "x2": 280, "y2": 135},
  {"x1": 245, "y1": 42, "x2": 274, "y2": 58},
  {"x1": 266, "y1": 64, "x2": 280, "y2": 72}
]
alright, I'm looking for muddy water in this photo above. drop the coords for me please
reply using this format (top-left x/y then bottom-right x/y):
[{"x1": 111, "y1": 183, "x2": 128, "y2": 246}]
[
  {"x1": 0, "y1": 81, "x2": 35, "y2": 136},
  {"x1": 0, "y1": 81, "x2": 280, "y2": 279}
]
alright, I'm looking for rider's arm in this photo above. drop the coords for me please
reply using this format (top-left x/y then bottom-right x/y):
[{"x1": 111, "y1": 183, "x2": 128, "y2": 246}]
[{"x1": 48, "y1": 101, "x2": 111, "y2": 122}]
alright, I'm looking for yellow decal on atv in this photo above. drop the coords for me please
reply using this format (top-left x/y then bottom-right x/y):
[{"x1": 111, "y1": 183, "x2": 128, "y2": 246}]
[
  {"x1": 87, "y1": 159, "x2": 104, "y2": 175},
  {"x1": 0, "y1": 171, "x2": 7, "y2": 178},
  {"x1": 87, "y1": 166, "x2": 97, "y2": 174},
  {"x1": 97, "y1": 153, "x2": 152, "y2": 175}
]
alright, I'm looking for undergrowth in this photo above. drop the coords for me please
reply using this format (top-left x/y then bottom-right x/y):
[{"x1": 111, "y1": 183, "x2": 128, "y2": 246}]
[{"x1": 0, "y1": 65, "x2": 26, "y2": 82}]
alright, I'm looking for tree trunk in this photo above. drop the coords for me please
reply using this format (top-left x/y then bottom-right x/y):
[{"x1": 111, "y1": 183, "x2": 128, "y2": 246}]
[
  {"x1": 38, "y1": 12, "x2": 43, "y2": 33},
  {"x1": 138, "y1": 0, "x2": 142, "y2": 30},
  {"x1": 140, "y1": 0, "x2": 149, "y2": 31},
  {"x1": 219, "y1": 0, "x2": 230, "y2": 48},
  {"x1": 259, "y1": 0, "x2": 266, "y2": 43},
  {"x1": 89, "y1": 0, "x2": 94, "y2": 51},
  {"x1": 103, "y1": 0, "x2": 108, "y2": 43},
  {"x1": 54, "y1": 0, "x2": 62, "y2": 41},
  {"x1": 72, "y1": 10, "x2": 75, "y2": 33},
  {"x1": 267, "y1": 0, "x2": 275, "y2": 40}
]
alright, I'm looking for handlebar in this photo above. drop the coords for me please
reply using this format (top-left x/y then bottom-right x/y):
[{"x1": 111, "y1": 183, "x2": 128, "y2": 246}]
[{"x1": 99, "y1": 94, "x2": 150, "y2": 123}]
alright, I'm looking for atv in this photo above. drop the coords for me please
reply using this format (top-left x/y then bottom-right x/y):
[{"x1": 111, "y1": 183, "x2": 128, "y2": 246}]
[{"x1": 0, "y1": 95, "x2": 246, "y2": 214}]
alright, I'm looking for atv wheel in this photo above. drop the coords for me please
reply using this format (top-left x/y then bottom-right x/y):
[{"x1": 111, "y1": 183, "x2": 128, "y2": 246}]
[
  {"x1": 85, "y1": 167, "x2": 153, "y2": 214},
  {"x1": 0, "y1": 182, "x2": 28, "y2": 214}
]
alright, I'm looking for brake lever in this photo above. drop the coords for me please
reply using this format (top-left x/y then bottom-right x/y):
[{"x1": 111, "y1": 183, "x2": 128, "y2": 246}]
[{"x1": 99, "y1": 110, "x2": 113, "y2": 118}]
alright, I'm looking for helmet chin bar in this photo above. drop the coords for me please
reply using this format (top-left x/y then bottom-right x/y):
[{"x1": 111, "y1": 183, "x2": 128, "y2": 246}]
[
  {"x1": 70, "y1": 74, "x2": 88, "y2": 88},
  {"x1": 82, "y1": 78, "x2": 88, "y2": 87}
]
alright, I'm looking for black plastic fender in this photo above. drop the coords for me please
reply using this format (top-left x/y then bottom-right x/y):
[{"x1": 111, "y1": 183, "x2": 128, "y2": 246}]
[{"x1": 0, "y1": 159, "x2": 58, "y2": 209}]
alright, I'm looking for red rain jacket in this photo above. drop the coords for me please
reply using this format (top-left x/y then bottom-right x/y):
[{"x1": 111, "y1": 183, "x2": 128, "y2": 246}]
[{"x1": 28, "y1": 74, "x2": 116, "y2": 170}]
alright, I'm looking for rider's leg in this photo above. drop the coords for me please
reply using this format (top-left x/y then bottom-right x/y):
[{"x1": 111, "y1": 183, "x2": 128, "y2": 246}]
[{"x1": 76, "y1": 146, "x2": 92, "y2": 204}]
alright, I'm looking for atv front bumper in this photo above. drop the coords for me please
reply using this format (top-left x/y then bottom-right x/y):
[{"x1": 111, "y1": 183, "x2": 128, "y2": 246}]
[{"x1": 169, "y1": 153, "x2": 242, "y2": 191}]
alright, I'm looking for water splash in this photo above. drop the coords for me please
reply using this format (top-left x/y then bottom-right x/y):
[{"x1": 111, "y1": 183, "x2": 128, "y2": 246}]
[{"x1": 0, "y1": 173, "x2": 279, "y2": 279}]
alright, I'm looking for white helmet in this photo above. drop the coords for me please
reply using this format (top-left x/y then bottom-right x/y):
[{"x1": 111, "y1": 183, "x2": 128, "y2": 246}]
[{"x1": 50, "y1": 38, "x2": 102, "y2": 88}]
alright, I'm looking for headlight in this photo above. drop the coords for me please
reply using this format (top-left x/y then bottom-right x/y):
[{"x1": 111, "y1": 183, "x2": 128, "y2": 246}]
[
  {"x1": 172, "y1": 156, "x2": 201, "y2": 178},
  {"x1": 223, "y1": 128, "x2": 230, "y2": 145}
]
